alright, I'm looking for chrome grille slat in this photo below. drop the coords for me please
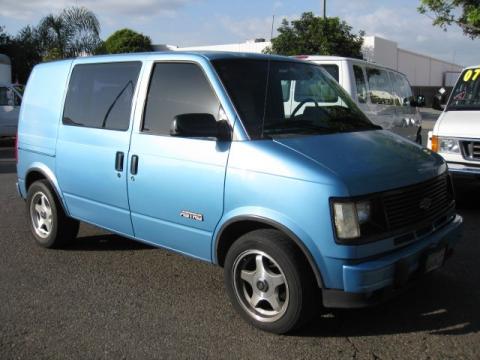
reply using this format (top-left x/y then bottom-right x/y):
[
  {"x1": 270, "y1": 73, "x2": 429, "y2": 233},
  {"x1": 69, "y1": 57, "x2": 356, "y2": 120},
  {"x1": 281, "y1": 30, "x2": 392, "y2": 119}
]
[{"x1": 462, "y1": 140, "x2": 480, "y2": 160}]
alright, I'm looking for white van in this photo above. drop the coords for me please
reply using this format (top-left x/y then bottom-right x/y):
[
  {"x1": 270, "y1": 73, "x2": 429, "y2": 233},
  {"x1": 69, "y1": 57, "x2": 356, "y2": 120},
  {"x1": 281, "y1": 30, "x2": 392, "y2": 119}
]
[
  {"x1": 428, "y1": 65, "x2": 480, "y2": 178},
  {"x1": 296, "y1": 56, "x2": 422, "y2": 143},
  {"x1": 0, "y1": 83, "x2": 23, "y2": 137}
]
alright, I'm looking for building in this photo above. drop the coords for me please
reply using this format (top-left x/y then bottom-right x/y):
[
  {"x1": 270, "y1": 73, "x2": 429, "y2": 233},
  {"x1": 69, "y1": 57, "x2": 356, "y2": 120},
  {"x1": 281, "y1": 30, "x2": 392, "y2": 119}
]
[
  {"x1": 0, "y1": 54, "x2": 11, "y2": 83},
  {"x1": 361, "y1": 36, "x2": 462, "y2": 103},
  {"x1": 155, "y1": 35, "x2": 464, "y2": 106}
]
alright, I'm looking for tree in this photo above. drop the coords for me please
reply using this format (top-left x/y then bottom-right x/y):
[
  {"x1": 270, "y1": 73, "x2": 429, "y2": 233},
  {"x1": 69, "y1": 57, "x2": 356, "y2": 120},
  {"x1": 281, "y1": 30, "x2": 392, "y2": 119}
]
[
  {"x1": 418, "y1": 0, "x2": 480, "y2": 38},
  {"x1": 37, "y1": 6, "x2": 101, "y2": 59},
  {"x1": 0, "y1": 26, "x2": 10, "y2": 45},
  {"x1": 103, "y1": 29, "x2": 153, "y2": 54},
  {"x1": 12, "y1": 26, "x2": 43, "y2": 83},
  {"x1": 264, "y1": 12, "x2": 365, "y2": 58},
  {"x1": 0, "y1": 26, "x2": 42, "y2": 83}
]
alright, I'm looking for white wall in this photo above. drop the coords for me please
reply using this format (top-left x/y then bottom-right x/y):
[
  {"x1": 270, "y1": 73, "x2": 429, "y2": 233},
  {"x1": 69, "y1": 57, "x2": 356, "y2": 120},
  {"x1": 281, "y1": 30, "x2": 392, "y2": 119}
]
[
  {"x1": 170, "y1": 36, "x2": 464, "y2": 88},
  {"x1": 178, "y1": 41, "x2": 270, "y2": 53},
  {"x1": 363, "y1": 36, "x2": 463, "y2": 87}
]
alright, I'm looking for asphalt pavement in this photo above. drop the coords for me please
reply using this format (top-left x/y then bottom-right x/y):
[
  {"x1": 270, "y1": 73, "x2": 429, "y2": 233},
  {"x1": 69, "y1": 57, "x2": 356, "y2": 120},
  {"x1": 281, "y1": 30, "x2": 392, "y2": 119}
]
[{"x1": 1, "y1": 123, "x2": 479, "y2": 359}]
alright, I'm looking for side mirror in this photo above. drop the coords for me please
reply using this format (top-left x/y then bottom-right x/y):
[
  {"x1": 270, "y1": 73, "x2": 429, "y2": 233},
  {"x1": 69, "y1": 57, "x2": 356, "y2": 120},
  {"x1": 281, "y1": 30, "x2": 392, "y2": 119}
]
[{"x1": 170, "y1": 113, "x2": 231, "y2": 141}]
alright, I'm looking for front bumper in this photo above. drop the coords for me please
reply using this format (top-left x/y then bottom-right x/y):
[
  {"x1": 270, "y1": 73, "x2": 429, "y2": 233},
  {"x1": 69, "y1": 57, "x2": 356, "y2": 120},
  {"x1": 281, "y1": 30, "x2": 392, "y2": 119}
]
[
  {"x1": 447, "y1": 162, "x2": 480, "y2": 178},
  {"x1": 322, "y1": 214, "x2": 463, "y2": 308}
]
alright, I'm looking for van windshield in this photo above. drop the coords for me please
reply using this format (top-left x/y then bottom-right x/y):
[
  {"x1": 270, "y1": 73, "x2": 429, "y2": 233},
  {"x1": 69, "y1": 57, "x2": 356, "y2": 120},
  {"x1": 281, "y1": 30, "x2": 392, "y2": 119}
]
[
  {"x1": 212, "y1": 59, "x2": 379, "y2": 139},
  {"x1": 447, "y1": 68, "x2": 480, "y2": 111}
]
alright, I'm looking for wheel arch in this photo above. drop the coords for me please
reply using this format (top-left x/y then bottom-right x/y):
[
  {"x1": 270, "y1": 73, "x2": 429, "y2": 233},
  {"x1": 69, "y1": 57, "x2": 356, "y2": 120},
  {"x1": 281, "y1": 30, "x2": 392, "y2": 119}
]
[
  {"x1": 25, "y1": 166, "x2": 69, "y2": 216},
  {"x1": 215, "y1": 215, "x2": 324, "y2": 288}
]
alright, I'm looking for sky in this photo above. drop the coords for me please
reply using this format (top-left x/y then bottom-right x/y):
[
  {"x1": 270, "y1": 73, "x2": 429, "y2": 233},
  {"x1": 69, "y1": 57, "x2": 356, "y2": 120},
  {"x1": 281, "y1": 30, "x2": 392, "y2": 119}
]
[{"x1": 0, "y1": 0, "x2": 478, "y2": 66}]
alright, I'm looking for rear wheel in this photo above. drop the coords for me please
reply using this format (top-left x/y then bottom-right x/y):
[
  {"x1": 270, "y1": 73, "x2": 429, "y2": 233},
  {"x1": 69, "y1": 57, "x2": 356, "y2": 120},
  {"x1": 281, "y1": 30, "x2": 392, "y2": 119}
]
[
  {"x1": 224, "y1": 229, "x2": 317, "y2": 334},
  {"x1": 27, "y1": 180, "x2": 79, "y2": 248}
]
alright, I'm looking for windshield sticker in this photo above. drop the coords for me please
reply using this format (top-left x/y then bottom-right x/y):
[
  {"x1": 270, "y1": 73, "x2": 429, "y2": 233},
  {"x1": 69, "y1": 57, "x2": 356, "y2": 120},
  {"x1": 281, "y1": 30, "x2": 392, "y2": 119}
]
[{"x1": 463, "y1": 69, "x2": 480, "y2": 82}]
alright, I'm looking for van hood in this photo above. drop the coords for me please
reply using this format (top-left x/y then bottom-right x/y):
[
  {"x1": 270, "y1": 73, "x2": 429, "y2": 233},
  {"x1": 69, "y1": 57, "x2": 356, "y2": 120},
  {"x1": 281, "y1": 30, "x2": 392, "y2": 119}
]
[
  {"x1": 274, "y1": 130, "x2": 446, "y2": 196},
  {"x1": 437, "y1": 111, "x2": 480, "y2": 138}
]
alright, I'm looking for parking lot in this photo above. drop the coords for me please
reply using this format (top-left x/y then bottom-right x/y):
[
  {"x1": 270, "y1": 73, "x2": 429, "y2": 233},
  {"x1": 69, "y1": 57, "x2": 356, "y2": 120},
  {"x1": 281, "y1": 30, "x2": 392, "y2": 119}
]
[{"x1": 1, "y1": 123, "x2": 480, "y2": 359}]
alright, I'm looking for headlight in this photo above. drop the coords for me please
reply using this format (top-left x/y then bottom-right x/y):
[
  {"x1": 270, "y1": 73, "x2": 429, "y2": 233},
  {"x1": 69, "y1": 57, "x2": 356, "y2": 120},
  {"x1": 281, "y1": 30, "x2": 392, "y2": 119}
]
[
  {"x1": 333, "y1": 200, "x2": 371, "y2": 240},
  {"x1": 439, "y1": 138, "x2": 460, "y2": 154},
  {"x1": 432, "y1": 136, "x2": 460, "y2": 154},
  {"x1": 332, "y1": 198, "x2": 386, "y2": 243}
]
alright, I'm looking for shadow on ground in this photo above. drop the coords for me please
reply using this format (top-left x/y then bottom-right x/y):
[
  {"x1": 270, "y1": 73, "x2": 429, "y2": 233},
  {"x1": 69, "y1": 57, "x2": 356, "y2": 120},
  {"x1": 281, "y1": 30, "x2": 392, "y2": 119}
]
[
  {"x1": 64, "y1": 233, "x2": 154, "y2": 251},
  {"x1": 454, "y1": 179, "x2": 480, "y2": 210},
  {"x1": 297, "y1": 178, "x2": 480, "y2": 338},
  {"x1": 296, "y1": 270, "x2": 479, "y2": 338}
]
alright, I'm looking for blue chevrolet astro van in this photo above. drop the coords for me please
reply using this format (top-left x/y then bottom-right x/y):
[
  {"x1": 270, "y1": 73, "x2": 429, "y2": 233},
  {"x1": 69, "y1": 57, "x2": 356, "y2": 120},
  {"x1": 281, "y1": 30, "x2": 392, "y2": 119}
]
[{"x1": 16, "y1": 52, "x2": 462, "y2": 333}]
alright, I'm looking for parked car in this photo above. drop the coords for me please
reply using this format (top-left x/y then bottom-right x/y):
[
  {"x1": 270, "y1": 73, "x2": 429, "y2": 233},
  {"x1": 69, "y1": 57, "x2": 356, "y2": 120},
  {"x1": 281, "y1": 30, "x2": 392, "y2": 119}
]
[
  {"x1": 17, "y1": 53, "x2": 462, "y2": 334},
  {"x1": 0, "y1": 83, "x2": 23, "y2": 137},
  {"x1": 428, "y1": 65, "x2": 480, "y2": 179},
  {"x1": 295, "y1": 56, "x2": 423, "y2": 143}
]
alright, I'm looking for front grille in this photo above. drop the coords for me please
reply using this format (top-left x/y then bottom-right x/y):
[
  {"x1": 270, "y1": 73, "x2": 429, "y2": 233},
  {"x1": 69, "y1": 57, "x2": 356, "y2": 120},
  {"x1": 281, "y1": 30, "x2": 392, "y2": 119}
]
[
  {"x1": 461, "y1": 140, "x2": 480, "y2": 160},
  {"x1": 382, "y1": 173, "x2": 454, "y2": 232}
]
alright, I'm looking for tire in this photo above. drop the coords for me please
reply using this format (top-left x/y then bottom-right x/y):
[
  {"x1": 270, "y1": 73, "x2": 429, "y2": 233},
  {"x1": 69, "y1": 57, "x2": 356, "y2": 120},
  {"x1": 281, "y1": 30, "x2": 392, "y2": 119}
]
[
  {"x1": 26, "y1": 180, "x2": 79, "y2": 248},
  {"x1": 224, "y1": 229, "x2": 318, "y2": 334}
]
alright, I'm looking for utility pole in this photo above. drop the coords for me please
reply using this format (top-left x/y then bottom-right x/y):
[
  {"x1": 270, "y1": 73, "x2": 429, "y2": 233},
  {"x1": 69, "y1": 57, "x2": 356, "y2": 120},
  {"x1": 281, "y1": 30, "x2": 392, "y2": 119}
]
[{"x1": 323, "y1": 0, "x2": 326, "y2": 19}]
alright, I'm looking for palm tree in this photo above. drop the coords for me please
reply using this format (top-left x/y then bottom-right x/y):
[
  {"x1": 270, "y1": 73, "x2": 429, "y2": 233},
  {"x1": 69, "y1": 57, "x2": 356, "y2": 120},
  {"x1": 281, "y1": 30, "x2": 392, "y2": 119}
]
[{"x1": 37, "y1": 6, "x2": 101, "y2": 60}]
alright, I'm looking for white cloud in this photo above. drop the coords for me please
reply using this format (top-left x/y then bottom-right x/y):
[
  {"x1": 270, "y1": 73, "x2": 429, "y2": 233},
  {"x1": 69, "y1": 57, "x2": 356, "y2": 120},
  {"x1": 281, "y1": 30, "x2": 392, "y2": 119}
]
[
  {"x1": 0, "y1": 0, "x2": 196, "y2": 21},
  {"x1": 218, "y1": 13, "x2": 296, "y2": 41}
]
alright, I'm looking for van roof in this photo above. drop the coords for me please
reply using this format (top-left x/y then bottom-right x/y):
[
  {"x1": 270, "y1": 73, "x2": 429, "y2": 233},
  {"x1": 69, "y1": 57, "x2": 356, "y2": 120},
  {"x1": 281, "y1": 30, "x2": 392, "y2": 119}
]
[
  {"x1": 295, "y1": 55, "x2": 408, "y2": 75},
  {"x1": 42, "y1": 51, "x2": 305, "y2": 64}
]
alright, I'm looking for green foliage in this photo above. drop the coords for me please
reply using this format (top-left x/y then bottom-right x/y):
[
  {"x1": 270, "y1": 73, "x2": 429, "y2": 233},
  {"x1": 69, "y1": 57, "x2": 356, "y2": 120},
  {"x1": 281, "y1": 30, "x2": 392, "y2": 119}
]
[
  {"x1": 0, "y1": 25, "x2": 43, "y2": 83},
  {"x1": 418, "y1": 0, "x2": 480, "y2": 38},
  {"x1": 0, "y1": 6, "x2": 102, "y2": 82},
  {"x1": 0, "y1": 26, "x2": 10, "y2": 45},
  {"x1": 104, "y1": 29, "x2": 153, "y2": 54},
  {"x1": 264, "y1": 12, "x2": 365, "y2": 58},
  {"x1": 37, "y1": 6, "x2": 101, "y2": 59}
]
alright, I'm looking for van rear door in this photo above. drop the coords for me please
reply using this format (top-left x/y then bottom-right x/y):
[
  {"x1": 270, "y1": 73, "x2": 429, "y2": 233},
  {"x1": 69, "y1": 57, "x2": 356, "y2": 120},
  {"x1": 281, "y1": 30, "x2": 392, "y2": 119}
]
[{"x1": 56, "y1": 61, "x2": 142, "y2": 236}]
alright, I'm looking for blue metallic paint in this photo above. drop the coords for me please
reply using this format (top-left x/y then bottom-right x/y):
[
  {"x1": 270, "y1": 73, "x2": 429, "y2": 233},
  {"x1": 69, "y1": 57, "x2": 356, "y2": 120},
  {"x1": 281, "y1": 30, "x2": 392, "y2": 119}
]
[{"x1": 17, "y1": 51, "x2": 463, "y2": 299}]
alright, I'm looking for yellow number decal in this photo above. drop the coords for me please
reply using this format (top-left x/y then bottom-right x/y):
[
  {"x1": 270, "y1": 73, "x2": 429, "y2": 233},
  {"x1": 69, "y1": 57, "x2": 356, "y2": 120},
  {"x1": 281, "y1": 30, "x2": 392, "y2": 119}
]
[
  {"x1": 464, "y1": 69, "x2": 473, "y2": 81},
  {"x1": 473, "y1": 68, "x2": 480, "y2": 81}
]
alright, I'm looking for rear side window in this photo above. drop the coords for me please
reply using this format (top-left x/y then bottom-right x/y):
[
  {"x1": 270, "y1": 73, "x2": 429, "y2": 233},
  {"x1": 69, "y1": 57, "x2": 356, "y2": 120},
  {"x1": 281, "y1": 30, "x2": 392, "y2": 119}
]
[
  {"x1": 392, "y1": 73, "x2": 413, "y2": 104},
  {"x1": 142, "y1": 62, "x2": 220, "y2": 135},
  {"x1": 366, "y1": 68, "x2": 395, "y2": 105},
  {"x1": 63, "y1": 62, "x2": 141, "y2": 131},
  {"x1": 319, "y1": 64, "x2": 339, "y2": 82},
  {"x1": 353, "y1": 65, "x2": 367, "y2": 103}
]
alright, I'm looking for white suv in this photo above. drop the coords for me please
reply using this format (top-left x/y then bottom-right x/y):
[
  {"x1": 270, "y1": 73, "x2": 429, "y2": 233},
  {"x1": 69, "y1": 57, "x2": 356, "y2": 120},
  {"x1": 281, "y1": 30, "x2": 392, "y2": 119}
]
[{"x1": 428, "y1": 65, "x2": 480, "y2": 178}]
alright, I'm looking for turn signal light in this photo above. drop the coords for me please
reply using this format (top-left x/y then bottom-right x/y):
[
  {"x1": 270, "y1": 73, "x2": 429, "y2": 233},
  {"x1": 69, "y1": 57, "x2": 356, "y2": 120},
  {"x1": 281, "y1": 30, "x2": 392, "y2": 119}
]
[{"x1": 431, "y1": 135, "x2": 439, "y2": 152}]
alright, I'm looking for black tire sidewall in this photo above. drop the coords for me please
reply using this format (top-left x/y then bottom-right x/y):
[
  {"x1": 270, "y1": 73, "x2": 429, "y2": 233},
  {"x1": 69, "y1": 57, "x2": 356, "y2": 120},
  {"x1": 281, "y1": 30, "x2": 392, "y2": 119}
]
[
  {"x1": 224, "y1": 230, "x2": 310, "y2": 334},
  {"x1": 26, "y1": 181, "x2": 59, "y2": 248}
]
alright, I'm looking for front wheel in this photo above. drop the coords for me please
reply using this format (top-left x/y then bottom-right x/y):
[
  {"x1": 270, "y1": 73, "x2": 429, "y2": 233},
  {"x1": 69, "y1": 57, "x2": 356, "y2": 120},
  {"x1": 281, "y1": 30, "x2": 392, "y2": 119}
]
[
  {"x1": 224, "y1": 229, "x2": 317, "y2": 334},
  {"x1": 26, "y1": 180, "x2": 79, "y2": 248}
]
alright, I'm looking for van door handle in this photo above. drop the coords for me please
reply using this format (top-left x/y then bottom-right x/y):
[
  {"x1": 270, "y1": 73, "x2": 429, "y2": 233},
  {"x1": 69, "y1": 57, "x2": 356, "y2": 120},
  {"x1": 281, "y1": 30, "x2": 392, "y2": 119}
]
[
  {"x1": 130, "y1": 155, "x2": 139, "y2": 175},
  {"x1": 115, "y1": 151, "x2": 124, "y2": 172}
]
